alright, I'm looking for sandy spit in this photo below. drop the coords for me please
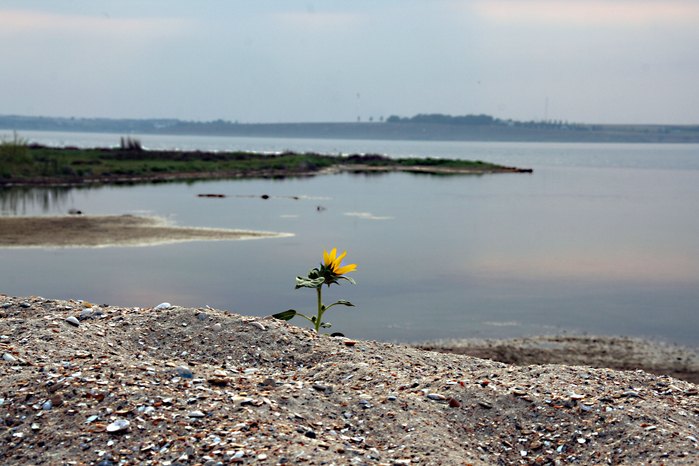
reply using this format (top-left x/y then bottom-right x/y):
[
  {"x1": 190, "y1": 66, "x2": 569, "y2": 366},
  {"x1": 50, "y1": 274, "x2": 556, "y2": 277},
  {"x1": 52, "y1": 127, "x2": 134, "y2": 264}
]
[
  {"x1": 1, "y1": 295, "x2": 698, "y2": 465},
  {"x1": 0, "y1": 215, "x2": 292, "y2": 248}
]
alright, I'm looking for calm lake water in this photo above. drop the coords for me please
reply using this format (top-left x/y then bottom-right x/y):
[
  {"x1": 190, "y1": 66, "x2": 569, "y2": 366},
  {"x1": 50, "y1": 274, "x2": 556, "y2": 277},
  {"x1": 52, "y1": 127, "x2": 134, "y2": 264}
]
[{"x1": 2, "y1": 130, "x2": 699, "y2": 346}]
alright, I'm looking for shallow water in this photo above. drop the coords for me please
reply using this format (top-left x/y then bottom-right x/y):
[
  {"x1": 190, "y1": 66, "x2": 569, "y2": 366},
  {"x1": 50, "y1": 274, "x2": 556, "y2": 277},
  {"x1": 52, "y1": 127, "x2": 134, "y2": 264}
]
[{"x1": 2, "y1": 131, "x2": 698, "y2": 345}]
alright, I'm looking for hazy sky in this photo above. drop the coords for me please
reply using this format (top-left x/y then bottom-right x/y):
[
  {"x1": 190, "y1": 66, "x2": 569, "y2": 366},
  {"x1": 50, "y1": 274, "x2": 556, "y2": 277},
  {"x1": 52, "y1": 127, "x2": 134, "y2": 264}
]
[{"x1": 1, "y1": 1, "x2": 698, "y2": 124}]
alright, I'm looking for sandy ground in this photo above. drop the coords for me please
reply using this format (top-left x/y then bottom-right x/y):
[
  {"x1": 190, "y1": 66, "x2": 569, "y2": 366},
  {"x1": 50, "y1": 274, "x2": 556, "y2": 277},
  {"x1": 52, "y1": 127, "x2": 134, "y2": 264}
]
[
  {"x1": 418, "y1": 336, "x2": 699, "y2": 385},
  {"x1": 0, "y1": 215, "x2": 291, "y2": 248},
  {"x1": 2, "y1": 295, "x2": 699, "y2": 465}
]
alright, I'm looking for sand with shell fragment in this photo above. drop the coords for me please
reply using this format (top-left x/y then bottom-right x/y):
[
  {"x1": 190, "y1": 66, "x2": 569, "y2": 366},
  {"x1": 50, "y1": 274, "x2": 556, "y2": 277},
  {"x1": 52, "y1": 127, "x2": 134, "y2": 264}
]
[{"x1": 1, "y1": 295, "x2": 699, "y2": 465}]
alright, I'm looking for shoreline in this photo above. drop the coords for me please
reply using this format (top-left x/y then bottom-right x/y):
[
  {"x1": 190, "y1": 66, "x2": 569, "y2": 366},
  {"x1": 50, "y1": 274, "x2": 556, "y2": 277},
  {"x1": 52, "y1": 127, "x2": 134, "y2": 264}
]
[
  {"x1": 0, "y1": 163, "x2": 530, "y2": 188},
  {"x1": 0, "y1": 145, "x2": 531, "y2": 188},
  {"x1": 0, "y1": 214, "x2": 291, "y2": 248}
]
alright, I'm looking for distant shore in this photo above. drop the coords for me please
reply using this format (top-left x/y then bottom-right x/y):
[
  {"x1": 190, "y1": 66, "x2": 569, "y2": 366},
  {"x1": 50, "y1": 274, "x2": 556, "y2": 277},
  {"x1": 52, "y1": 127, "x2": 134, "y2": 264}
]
[
  {"x1": 0, "y1": 215, "x2": 291, "y2": 248},
  {"x1": 3, "y1": 116, "x2": 699, "y2": 143}
]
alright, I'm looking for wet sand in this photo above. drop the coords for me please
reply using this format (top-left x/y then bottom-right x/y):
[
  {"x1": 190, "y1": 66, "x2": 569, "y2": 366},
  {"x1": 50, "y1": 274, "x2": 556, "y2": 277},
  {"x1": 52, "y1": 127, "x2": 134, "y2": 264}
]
[{"x1": 0, "y1": 215, "x2": 291, "y2": 248}]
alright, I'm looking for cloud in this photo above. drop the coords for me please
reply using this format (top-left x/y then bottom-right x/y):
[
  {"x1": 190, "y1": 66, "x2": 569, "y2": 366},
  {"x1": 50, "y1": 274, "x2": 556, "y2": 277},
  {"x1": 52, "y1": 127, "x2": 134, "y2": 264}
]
[
  {"x1": 0, "y1": 9, "x2": 192, "y2": 38},
  {"x1": 470, "y1": 0, "x2": 699, "y2": 26},
  {"x1": 271, "y1": 10, "x2": 364, "y2": 32}
]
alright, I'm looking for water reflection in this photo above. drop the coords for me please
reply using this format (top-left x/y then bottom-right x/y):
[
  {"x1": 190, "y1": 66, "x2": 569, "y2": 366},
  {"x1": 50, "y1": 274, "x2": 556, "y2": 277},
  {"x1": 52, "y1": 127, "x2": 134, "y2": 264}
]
[{"x1": 0, "y1": 187, "x2": 74, "y2": 215}]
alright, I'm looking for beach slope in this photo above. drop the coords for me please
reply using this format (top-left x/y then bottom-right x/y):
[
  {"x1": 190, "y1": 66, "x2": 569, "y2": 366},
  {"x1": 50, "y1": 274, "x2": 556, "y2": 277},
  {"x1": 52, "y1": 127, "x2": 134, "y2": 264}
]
[{"x1": 1, "y1": 296, "x2": 698, "y2": 465}]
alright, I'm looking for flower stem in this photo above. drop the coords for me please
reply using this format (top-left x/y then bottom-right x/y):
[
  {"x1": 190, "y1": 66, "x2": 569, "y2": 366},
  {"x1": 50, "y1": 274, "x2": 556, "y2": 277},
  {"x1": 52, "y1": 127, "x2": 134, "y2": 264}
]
[{"x1": 316, "y1": 286, "x2": 323, "y2": 333}]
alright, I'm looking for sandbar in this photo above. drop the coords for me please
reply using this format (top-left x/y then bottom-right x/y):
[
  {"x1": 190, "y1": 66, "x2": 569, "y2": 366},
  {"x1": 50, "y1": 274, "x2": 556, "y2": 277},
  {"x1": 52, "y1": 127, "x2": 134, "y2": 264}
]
[{"x1": 0, "y1": 214, "x2": 291, "y2": 248}]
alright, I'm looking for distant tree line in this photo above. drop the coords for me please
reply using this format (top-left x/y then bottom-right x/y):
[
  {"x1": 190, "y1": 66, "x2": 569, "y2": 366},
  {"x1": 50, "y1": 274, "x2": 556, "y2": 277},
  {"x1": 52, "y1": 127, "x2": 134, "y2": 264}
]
[{"x1": 386, "y1": 114, "x2": 496, "y2": 125}]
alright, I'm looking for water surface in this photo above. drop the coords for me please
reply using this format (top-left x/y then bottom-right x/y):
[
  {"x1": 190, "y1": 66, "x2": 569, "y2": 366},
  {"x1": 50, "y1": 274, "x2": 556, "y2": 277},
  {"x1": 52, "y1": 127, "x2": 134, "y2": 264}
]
[{"x1": 2, "y1": 131, "x2": 698, "y2": 345}]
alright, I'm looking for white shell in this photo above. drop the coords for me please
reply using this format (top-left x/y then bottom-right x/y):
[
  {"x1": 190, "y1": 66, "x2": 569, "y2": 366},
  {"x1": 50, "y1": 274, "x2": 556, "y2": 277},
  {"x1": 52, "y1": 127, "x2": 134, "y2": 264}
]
[
  {"x1": 250, "y1": 321, "x2": 266, "y2": 331},
  {"x1": 66, "y1": 316, "x2": 80, "y2": 327},
  {"x1": 106, "y1": 419, "x2": 130, "y2": 432}
]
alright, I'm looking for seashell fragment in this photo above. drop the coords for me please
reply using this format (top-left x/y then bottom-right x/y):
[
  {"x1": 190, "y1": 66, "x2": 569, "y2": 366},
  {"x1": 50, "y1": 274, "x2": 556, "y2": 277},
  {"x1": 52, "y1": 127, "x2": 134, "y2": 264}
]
[
  {"x1": 250, "y1": 321, "x2": 266, "y2": 331},
  {"x1": 66, "y1": 316, "x2": 80, "y2": 327},
  {"x1": 106, "y1": 419, "x2": 130, "y2": 433}
]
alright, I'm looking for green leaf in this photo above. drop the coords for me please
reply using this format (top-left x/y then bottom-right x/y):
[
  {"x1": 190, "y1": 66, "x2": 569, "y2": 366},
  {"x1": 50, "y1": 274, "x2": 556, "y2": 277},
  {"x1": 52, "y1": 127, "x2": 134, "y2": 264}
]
[
  {"x1": 320, "y1": 322, "x2": 332, "y2": 328},
  {"x1": 272, "y1": 309, "x2": 297, "y2": 321},
  {"x1": 334, "y1": 300, "x2": 355, "y2": 307},
  {"x1": 342, "y1": 276, "x2": 356, "y2": 285},
  {"x1": 330, "y1": 332, "x2": 345, "y2": 337},
  {"x1": 295, "y1": 275, "x2": 325, "y2": 289}
]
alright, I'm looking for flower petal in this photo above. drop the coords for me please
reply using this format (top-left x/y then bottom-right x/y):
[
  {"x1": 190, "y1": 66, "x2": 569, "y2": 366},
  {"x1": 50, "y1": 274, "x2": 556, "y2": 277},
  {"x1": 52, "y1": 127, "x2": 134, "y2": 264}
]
[
  {"x1": 335, "y1": 250, "x2": 347, "y2": 265},
  {"x1": 335, "y1": 263, "x2": 357, "y2": 275}
]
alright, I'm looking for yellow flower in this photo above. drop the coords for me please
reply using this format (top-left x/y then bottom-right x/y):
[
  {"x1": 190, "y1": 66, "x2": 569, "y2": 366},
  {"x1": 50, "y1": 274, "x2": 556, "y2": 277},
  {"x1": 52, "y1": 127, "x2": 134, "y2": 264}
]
[{"x1": 323, "y1": 248, "x2": 357, "y2": 276}]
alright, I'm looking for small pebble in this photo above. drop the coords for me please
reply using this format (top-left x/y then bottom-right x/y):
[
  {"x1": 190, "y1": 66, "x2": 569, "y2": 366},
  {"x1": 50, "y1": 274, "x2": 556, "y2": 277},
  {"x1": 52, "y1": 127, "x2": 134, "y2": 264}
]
[
  {"x1": 212, "y1": 323, "x2": 222, "y2": 331},
  {"x1": 188, "y1": 411, "x2": 206, "y2": 418},
  {"x1": 207, "y1": 378, "x2": 229, "y2": 386},
  {"x1": 175, "y1": 366, "x2": 193, "y2": 379},
  {"x1": 154, "y1": 302, "x2": 171, "y2": 310},
  {"x1": 2, "y1": 353, "x2": 16, "y2": 363},
  {"x1": 312, "y1": 383, "x2": 327, "y2": 391}
]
